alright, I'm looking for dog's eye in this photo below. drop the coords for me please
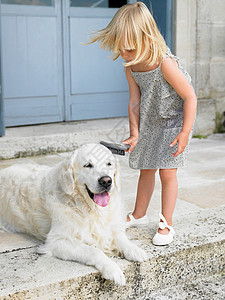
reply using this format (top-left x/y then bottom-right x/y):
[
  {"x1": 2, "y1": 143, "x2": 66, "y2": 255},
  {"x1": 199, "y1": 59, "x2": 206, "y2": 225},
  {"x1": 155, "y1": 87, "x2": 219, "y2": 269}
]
[
  {"x1": 107, "y1": 162, "x2": 112, "y2": 166},
  {"x1": 84, "y1": 163, "x2": 94, "y2": 168}
]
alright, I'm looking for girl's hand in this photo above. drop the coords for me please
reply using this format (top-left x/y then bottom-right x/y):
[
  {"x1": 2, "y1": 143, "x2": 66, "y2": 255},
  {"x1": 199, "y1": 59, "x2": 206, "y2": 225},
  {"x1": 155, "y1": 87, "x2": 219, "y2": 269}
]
[
  {"x1": 170, "y1": 131, "x2": 189, "y2": 157},
  {"x1": 122, "y1": 136, "x2": 138, "y2": 153}
]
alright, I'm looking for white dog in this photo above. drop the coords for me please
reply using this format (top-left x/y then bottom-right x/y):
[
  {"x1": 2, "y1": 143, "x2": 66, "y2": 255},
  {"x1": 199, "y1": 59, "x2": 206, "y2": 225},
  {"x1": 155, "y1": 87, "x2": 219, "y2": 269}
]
[{"x1": 0, "y1": 143, "x2": 147, "y2": 285}]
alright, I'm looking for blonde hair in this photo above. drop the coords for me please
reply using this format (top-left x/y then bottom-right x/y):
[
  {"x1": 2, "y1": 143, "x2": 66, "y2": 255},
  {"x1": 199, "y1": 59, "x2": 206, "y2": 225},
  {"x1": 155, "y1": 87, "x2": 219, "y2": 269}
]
[{"x1": 88, "y1": 2, "x2": 167, "y2": 66}]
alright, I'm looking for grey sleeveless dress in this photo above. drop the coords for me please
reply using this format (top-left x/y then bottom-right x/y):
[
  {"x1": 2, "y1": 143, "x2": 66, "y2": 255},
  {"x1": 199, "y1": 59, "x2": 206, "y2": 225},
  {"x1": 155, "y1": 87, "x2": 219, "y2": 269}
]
[{"x1": 129, "y1": 49, "x2": 192, "y2": 170}]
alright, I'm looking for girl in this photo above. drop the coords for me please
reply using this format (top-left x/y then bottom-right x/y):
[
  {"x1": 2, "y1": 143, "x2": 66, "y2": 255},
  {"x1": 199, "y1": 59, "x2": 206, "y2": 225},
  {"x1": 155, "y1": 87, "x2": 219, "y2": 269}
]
[{"x1": 89, "y1": 2, "x2": 197, "y2": 245}]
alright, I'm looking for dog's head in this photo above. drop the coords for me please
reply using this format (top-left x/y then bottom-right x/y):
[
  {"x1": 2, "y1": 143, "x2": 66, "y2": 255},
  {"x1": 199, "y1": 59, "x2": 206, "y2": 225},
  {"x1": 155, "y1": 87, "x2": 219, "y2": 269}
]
[{"x1": 60, "y1": 143, "x2": 119, "y2": 208}]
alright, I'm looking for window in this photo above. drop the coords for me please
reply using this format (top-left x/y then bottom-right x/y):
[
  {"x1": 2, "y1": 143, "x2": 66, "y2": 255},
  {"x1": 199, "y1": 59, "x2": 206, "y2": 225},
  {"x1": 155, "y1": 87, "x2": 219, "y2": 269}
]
[
  {"x1": 70, "y1": 0, "x2": 127, "y2": 8},
  {"x1": 1, "y1": 0, "x2": 54, "y2": 6}
]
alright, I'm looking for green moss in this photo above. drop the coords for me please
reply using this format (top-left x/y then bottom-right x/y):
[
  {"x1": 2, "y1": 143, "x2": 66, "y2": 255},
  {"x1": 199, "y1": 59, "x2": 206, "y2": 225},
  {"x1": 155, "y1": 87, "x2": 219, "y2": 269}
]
[{"x1": 193, "y1": 135, "x2": 208, "y2": 139}]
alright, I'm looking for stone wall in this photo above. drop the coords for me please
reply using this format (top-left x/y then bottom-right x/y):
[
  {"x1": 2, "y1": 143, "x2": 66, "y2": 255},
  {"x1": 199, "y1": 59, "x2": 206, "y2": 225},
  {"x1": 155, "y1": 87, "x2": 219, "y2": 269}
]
[{"x1": 175, "y1": 0, "x2": 225, "y2": 135}]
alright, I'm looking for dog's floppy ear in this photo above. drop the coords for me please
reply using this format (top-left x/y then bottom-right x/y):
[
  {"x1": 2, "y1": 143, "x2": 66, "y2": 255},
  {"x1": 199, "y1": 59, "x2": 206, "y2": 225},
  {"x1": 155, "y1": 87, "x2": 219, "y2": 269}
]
[
  {"x1": 113, "y1": 158, "x2": 120, "y2": 191},
  {"x1": 59, "y1": 150, "x2": 78, "y2": 195}
]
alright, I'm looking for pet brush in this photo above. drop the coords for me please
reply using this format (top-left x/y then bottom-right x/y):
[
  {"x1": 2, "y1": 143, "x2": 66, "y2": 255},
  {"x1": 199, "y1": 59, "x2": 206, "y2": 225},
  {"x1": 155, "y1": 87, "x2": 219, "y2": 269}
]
[{"x1": 100, "y1": 141, "x2": 131, "y2": 156}]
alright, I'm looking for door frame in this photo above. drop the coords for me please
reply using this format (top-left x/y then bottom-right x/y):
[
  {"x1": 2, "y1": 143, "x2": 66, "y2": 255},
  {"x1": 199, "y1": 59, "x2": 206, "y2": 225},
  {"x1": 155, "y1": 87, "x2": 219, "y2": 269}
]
[{"x1": 0, "y1": 0, "x2": 5, "y2": 137}]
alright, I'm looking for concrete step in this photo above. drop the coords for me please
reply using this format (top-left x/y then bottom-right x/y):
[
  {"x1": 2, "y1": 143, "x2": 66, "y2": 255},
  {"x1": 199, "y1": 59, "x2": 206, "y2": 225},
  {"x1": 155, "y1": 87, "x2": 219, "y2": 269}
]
[
  {"x1": 137, "y1": 273, "x2": 225, "y2": 300},
  {"x1": 0, "y1": 118, "x2": 129, "y2": 159},
  {"x1": 0, "y1": 206, "x2": 224, "y2": 300}
]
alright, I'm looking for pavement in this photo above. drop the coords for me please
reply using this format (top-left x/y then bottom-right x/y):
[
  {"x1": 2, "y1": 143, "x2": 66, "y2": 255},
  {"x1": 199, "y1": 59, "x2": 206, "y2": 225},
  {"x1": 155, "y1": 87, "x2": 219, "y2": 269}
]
[{"x1": 0, "y1": 117, "x2": 224, "y2": 299}]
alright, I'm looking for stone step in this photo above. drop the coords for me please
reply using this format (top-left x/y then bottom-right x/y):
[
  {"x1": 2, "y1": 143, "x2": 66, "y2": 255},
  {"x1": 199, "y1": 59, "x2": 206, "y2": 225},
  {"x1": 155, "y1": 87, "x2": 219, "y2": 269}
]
[
  {"x1": 137, "y1": 273, "x2": 225, "y2": 300},
  {"x1": 0, "y1": 206, "x2": 224, "y2": 300},
  {"x1": 0, "y1": 118, "x2": 129, "y2": 159}
]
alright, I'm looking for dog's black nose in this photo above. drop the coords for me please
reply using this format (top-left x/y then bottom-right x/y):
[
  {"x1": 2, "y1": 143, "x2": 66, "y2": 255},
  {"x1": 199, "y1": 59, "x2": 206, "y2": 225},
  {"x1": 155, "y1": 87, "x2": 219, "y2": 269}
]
[{"x1": 98, "y1": 176, "x2": 112, "y2": 189}]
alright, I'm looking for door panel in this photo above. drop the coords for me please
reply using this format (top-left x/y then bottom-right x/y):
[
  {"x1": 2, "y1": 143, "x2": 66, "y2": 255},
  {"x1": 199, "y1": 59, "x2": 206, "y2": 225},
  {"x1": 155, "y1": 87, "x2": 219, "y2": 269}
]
[
  {"x1": 6, "y1": 97, "x2": 61, "y2": 124},
  {"x1": 70, "y1": 18, "x2": 127, "y2": 94},
  {"x1": 2, "y1": 16, "x2": 58, "y2": 97},
  {"x1": 1, "y1": 1, "x2": 64, "y2": 126},
  {"x1": 71, "y1": 92, "x2": 129, "y2": 120},
  {"x1": 66, "y1": 4, "x2": 129, "y2": 121}
]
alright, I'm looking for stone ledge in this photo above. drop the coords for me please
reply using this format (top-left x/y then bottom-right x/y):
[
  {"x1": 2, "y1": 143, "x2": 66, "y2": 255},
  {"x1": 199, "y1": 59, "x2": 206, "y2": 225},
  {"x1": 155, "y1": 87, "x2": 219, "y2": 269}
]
[
  {"x1": 141, "y1": 273, "x2": 225, "y2": 300},
  {"x1": 0, "y1": 118, "x2": 129, "y2": 160},
  {"x1": 0, "y1": 206, "x2": 224, "y2": 300}
]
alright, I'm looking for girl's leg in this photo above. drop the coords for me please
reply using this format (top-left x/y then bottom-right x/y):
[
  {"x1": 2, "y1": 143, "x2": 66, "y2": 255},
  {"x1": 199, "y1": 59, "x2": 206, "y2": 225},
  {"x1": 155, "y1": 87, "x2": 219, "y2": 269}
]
[
  {"x1": 127, "y1": 169, "x2": 157, "y2": 221},
  {"x1": 158, "y1": 168, "x2": 178, "y2": 234}
]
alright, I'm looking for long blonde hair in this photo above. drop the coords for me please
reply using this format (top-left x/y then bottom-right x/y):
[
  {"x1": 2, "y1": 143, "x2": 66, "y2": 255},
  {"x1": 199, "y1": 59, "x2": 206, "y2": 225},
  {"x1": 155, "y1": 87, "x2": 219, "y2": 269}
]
[{"x1": 88, "y1": 2, "x2": 167, "y2": 66}]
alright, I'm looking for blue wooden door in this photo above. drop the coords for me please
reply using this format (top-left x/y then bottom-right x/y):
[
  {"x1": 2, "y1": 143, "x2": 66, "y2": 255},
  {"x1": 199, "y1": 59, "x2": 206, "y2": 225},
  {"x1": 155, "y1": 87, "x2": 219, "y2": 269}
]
[
  {"x1": 63, "y1": 1, "x2": 129, "y2": 121},
  {"x1": 1, "y1": 0, "x2": 173, "y2": 126},
  {"x1": 1, "y1": 0, "x2": 64, "y2": 126}
]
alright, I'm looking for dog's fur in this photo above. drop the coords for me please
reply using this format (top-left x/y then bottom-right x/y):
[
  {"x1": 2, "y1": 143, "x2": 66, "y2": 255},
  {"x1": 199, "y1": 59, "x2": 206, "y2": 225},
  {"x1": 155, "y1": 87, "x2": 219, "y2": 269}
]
[{"x1": 0, "y1": 144, "x2": 147, "y2": 285}]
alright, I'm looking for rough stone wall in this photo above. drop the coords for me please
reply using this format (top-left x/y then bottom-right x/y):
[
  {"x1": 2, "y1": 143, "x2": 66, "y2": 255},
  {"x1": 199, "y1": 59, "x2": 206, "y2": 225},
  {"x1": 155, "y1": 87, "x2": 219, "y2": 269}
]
[{"x1": 175, "y1": 0, "x2": 225, "y2": 135}]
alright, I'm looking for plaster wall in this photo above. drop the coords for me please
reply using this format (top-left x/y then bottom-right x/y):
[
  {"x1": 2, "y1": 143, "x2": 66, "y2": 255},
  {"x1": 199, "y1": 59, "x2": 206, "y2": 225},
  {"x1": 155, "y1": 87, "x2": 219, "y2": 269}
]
[{"x1": 175, "y1": 0, "x2": 225, "y2": 135}]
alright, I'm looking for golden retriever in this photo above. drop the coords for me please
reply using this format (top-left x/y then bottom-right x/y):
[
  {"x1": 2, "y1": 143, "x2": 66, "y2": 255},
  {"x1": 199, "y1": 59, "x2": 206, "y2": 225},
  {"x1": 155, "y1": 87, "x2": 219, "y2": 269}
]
[{"x1": 0, "y1": 143, "x2": 147, "y2": 285}]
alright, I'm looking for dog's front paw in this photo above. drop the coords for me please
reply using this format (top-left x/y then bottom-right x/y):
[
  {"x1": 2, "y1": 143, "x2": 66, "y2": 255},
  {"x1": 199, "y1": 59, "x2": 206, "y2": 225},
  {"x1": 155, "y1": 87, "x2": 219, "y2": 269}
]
[
  {"x1": 123, "y1": 244, "x2": 148, "y2": 262},
  {"x1": 99, "y1": 261, "x2": 126, "y2": 285}
]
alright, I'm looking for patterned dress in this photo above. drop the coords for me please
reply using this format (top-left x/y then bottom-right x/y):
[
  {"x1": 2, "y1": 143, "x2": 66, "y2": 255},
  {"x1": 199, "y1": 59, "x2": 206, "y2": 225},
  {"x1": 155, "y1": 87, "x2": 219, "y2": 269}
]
[{"x1": 129, "y1": 48, "x2": 192, "y2": 170}]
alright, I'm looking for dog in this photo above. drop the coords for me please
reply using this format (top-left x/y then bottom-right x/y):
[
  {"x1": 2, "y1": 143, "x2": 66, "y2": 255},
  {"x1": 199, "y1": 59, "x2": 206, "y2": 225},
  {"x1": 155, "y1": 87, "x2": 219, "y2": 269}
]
[{"x1": 0, "y1": 143, "x2": 147, "y2": 285}]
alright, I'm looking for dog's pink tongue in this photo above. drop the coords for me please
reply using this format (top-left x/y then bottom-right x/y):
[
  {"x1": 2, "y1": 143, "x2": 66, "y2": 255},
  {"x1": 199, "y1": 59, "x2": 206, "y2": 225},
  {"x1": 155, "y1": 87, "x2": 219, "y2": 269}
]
[{"x1": 93, "y1": 192, "x2": 110, "y2": 207}]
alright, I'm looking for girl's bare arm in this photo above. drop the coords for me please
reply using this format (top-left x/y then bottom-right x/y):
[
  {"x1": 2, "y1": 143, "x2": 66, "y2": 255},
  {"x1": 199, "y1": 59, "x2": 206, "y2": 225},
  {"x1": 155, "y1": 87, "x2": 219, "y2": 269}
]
[
  {"x1": 161, "y1": 58, "x2": 197, "y2": 157},
  {"x1": 122, "y1": 67, "x2": 141, "y2": 152}
]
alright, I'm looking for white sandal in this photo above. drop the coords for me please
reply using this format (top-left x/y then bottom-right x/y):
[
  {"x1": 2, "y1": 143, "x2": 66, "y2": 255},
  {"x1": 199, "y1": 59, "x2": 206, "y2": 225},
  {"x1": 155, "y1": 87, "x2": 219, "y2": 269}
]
[
  {"x1": 126, "y1": 212, "x2": 149, "y2": 229},
  {"x1": 152, "y1": 213, "x2": 175, "y2": 246}
]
